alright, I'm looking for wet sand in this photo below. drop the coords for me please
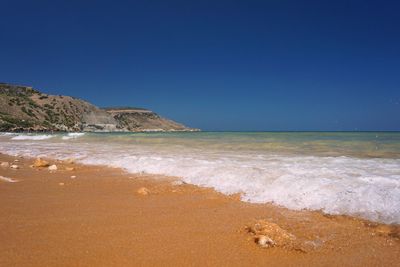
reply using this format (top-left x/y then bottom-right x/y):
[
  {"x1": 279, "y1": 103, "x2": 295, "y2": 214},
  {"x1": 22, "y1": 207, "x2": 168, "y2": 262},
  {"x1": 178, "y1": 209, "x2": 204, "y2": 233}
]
[{"x1": 0, "y1": 154, "x2": 399, "y2": 266}]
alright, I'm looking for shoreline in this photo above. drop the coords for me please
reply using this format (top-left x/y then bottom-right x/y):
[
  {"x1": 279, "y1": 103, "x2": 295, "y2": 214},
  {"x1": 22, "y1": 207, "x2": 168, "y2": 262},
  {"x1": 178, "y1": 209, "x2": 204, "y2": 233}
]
[
  {"x1": 0, "y1": 153, "x2": 399, "y2": 266},
  {"x1": 0, "y1": 129, "x2": 201, "y2": 133}
]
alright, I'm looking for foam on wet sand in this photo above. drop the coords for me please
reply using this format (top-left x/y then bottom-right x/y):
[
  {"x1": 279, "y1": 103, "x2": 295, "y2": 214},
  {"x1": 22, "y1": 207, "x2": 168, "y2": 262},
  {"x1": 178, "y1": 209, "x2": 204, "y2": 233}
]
[
  {"x1": 0, "y1": 175, "x2": 18, "y2": 182},
  {"x1": 1, "y1": 132, "x2": 399, "y2": 224},
  {"x1": 0, "y1": 153, "x2": 399, "y2": 266}
]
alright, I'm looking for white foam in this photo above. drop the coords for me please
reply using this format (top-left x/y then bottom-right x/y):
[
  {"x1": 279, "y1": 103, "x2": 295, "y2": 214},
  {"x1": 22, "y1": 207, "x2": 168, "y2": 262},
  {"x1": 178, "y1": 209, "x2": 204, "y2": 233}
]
[
  {"x1": 11, "y1": 134, "x2": 54, "y2": 140},
  {"x1": 0, "y1": 136, "x2": 399, "y2": 224},
  {"x1": 62, "y1": 133, "x2": 85, "y2": 140},
  {"x1": 0, "y1": 176, "x2": 18, "y2": 183},
  {"x1": 80, "y1": 151, "x2": 400, "y2": 224},
  {"x1": 0, "y1": 132, "x2": 17, "y2": 136}
]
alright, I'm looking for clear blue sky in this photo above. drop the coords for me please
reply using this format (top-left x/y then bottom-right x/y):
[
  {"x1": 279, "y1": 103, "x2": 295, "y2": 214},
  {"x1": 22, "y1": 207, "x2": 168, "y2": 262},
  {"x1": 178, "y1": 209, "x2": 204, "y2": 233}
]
[{"x1": 1, "y1": 0, "x2": 399, "y2": 131}]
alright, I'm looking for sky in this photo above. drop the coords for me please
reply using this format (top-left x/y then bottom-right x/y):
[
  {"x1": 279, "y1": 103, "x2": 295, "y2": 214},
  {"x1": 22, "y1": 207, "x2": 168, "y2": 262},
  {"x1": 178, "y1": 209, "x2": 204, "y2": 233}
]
[{"x1": 1, "y1": 0, "x2": 399, "y2": 131}]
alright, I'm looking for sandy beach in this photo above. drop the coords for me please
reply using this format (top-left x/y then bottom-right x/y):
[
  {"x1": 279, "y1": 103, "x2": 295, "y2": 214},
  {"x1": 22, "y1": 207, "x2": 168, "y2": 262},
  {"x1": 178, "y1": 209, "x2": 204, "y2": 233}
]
[
  {"x1": 2, "y1": 0, "x2": 399, "y2": 265},
  {"x1": 0, "y1": 154, "x2": 398, "y2": 267}
]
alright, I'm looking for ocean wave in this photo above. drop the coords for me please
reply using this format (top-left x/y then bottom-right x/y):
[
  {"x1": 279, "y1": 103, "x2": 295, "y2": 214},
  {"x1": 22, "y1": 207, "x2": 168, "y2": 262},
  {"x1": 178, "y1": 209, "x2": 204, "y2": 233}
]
[
  {"x1": 80, "y1": 154, "x2": 400, "y2": 224},
  {"x1": 11, "y1": 134, "x2": 54, "y2": 140},
  {"x1": 0, "y1": 134, "x2": 399, "y2": 224},
  {"x1": 0, "y1": 132, "x2": 17, "y2": 136},
  {"x1": 62, "y1": 133, "x2": 85, "y2": 140}
]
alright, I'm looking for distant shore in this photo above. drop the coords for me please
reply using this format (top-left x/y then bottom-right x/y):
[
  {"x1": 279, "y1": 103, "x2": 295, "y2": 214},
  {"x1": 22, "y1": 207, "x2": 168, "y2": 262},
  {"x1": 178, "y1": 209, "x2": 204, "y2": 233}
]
[
  {"x1": 1, "y1": 128, "x2": 201, "y2": 133},
  {"x1": 0, "y1": 153, "x2": 399, "y2": 266}
]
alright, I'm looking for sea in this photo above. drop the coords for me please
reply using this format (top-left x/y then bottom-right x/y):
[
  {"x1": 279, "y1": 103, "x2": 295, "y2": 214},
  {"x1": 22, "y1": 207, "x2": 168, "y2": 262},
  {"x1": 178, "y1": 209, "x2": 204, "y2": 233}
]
[{"x1": 1, "y1": 131, "x2": 399, "y2": 224}]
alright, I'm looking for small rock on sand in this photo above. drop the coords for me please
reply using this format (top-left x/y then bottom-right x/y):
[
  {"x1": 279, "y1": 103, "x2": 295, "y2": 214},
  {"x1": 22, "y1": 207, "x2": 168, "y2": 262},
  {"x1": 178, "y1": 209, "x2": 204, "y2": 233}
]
[
  {"x1": 10, "y1": 164, "x2": 19, "y2": 169},
  {"x1": 33, "y1": 158, "x2": 50, "y2": 168},
  {"x1": 59, "y1": 182, "x2": 64, "y2": 186},
  {"x1": 65, "y1": 167, "x2": 75, "y2": 171},
  {"x1": 48, "y1": 165, "x2": 58, "y2": 171},
  {"x1": 1, "y1": 162, "x2": 9, "y2": 168},
  {"x1": 256, "y1": 235, "x2": 276, "y2": 248},
  {"x1": 137, "y1": 187, "x2": 150, "y2": 196},
  {"x1": 70, "y1": 176, "x2": 76, "y2": 179},
  {"x1": 245, "y1": 220, "x2": 300, "y2": 250}
]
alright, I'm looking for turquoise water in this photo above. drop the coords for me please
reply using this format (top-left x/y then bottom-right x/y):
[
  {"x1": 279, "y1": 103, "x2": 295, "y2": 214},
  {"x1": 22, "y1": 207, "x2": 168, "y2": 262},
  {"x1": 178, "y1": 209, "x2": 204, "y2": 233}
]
[
  {"x1": 76, "y1": 131, "x2": 400, "y2": 158},
  {"x1": 1, "y1": 131, "x2": 400, "y2": 224}
]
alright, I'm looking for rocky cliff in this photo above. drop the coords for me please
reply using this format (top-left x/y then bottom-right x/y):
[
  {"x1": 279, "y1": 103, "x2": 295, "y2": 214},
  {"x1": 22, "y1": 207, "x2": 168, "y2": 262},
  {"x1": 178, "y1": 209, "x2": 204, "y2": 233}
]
[
  {"x1": 0, "y1": 83, "x2": 198, "y2": 132},
  {"x1": 104, "y1": 108, "x2": 191, "y2": 132}
]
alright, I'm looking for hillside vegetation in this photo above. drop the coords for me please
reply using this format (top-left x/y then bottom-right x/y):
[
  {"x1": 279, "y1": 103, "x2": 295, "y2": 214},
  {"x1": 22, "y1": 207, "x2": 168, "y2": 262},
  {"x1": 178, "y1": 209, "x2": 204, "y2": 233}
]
[{"x1": 0, "y1": 83, "x2": 197, "y2": 132}]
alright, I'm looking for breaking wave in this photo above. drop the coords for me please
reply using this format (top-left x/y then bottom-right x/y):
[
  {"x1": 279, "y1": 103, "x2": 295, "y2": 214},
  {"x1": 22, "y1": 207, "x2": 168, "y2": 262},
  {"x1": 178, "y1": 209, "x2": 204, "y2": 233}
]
[
  {"x1": 11, "y1": 134, "x2": 54, "y2": 140},
  {"x1": 62, "y1": 133, "x2": 85, "y2": 140},
  {"x1": 1, "y1": 132, "x2": 399, "y2": 224}
]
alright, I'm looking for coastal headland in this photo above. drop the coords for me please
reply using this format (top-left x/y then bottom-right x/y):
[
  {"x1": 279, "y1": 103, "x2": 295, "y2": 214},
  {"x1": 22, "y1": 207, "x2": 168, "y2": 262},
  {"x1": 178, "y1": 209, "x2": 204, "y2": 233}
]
[{"x1": 0, "y1": 83, "x2": 199, "y2": 132}]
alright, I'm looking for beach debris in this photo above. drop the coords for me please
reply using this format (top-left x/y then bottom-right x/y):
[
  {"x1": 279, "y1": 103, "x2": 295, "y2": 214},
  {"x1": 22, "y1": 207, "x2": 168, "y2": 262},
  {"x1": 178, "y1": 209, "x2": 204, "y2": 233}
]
[
  {"x1": 256, "y1": 235, "x2": 276, "y2": 248},
  {"x1": 33, "y1": 158, "x2": 50, "y2": 168},
  {"x1": 0, "y1": 162, "x2": 10, "y2": 168},
  {"x1": 171, "y1": 180, "x2": 186, "y2": 186},
  {"x1": 59, "y1": 182, "x2": 65, "y2": 186},
  {"x1": 65, "y1": 167, "x2": 75, "y2": 171},
  {"x1": 10, "y1": 164, "x2": 19, "y2": 169},
  {"x1": 14, "y1": 159, "x2": 19, "y2": 162},
  {"x1": 48, "y1": 164, "x2": 58, "y2": 171},
  {"x1": 0, "y1": 175, "x2": 18, "y2": 183},
  {"x1": 70, "y1": 175, "x2": 77, "y2": 179},
  {"x1": 137, "y1": 187, "x2": 150, "y2": 196},
  {"x1": 245, "y1": 220, "x2": 301, "y2": 250}
]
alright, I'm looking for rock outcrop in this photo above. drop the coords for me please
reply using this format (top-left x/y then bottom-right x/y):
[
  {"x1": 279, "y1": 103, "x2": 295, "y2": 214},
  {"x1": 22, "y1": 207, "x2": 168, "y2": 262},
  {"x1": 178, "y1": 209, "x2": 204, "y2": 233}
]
[
  {"x1": 104, "y1": 107, "x2": 195, "y2": 132},
  {"x1": 0, "y1": 83, "x2": 198, "y2": 132}
]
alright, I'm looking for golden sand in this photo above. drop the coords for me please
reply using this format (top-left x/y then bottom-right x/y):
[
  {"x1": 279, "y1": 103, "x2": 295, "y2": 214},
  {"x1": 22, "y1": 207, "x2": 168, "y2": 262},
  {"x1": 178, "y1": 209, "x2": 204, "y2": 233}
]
[{"x1": 0, "y1": 154, "x2": 399, "y2": 266}]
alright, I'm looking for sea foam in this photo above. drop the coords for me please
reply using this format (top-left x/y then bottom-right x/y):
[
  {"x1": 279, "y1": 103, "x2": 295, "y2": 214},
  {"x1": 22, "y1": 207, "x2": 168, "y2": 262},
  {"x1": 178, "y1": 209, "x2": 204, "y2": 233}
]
[
  {"x1": 11, "y1": 134, "x2": 54, "y2": 140},
  {"x1": 0, "y1": 132, "x2": 399, "y2": 224},
  {"x1": 0, "y1": 176, "x2": 18, "y2": 183},
  {"x1": 80, "y1": 153, "x2": 400, "y2": 224},
  {"x1": 62, "y1": 133, "x2": 85, "y2": 140}
]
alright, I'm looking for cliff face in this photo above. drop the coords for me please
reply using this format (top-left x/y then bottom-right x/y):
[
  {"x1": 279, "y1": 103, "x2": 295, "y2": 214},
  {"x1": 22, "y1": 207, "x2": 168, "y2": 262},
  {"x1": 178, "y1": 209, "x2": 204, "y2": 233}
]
[
  {"x1": 105, "y1": 108, "x2": 191, "y2": 132},
  {"x1": 0, "y1": 83, "x2": 197, "y2": 132}
]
